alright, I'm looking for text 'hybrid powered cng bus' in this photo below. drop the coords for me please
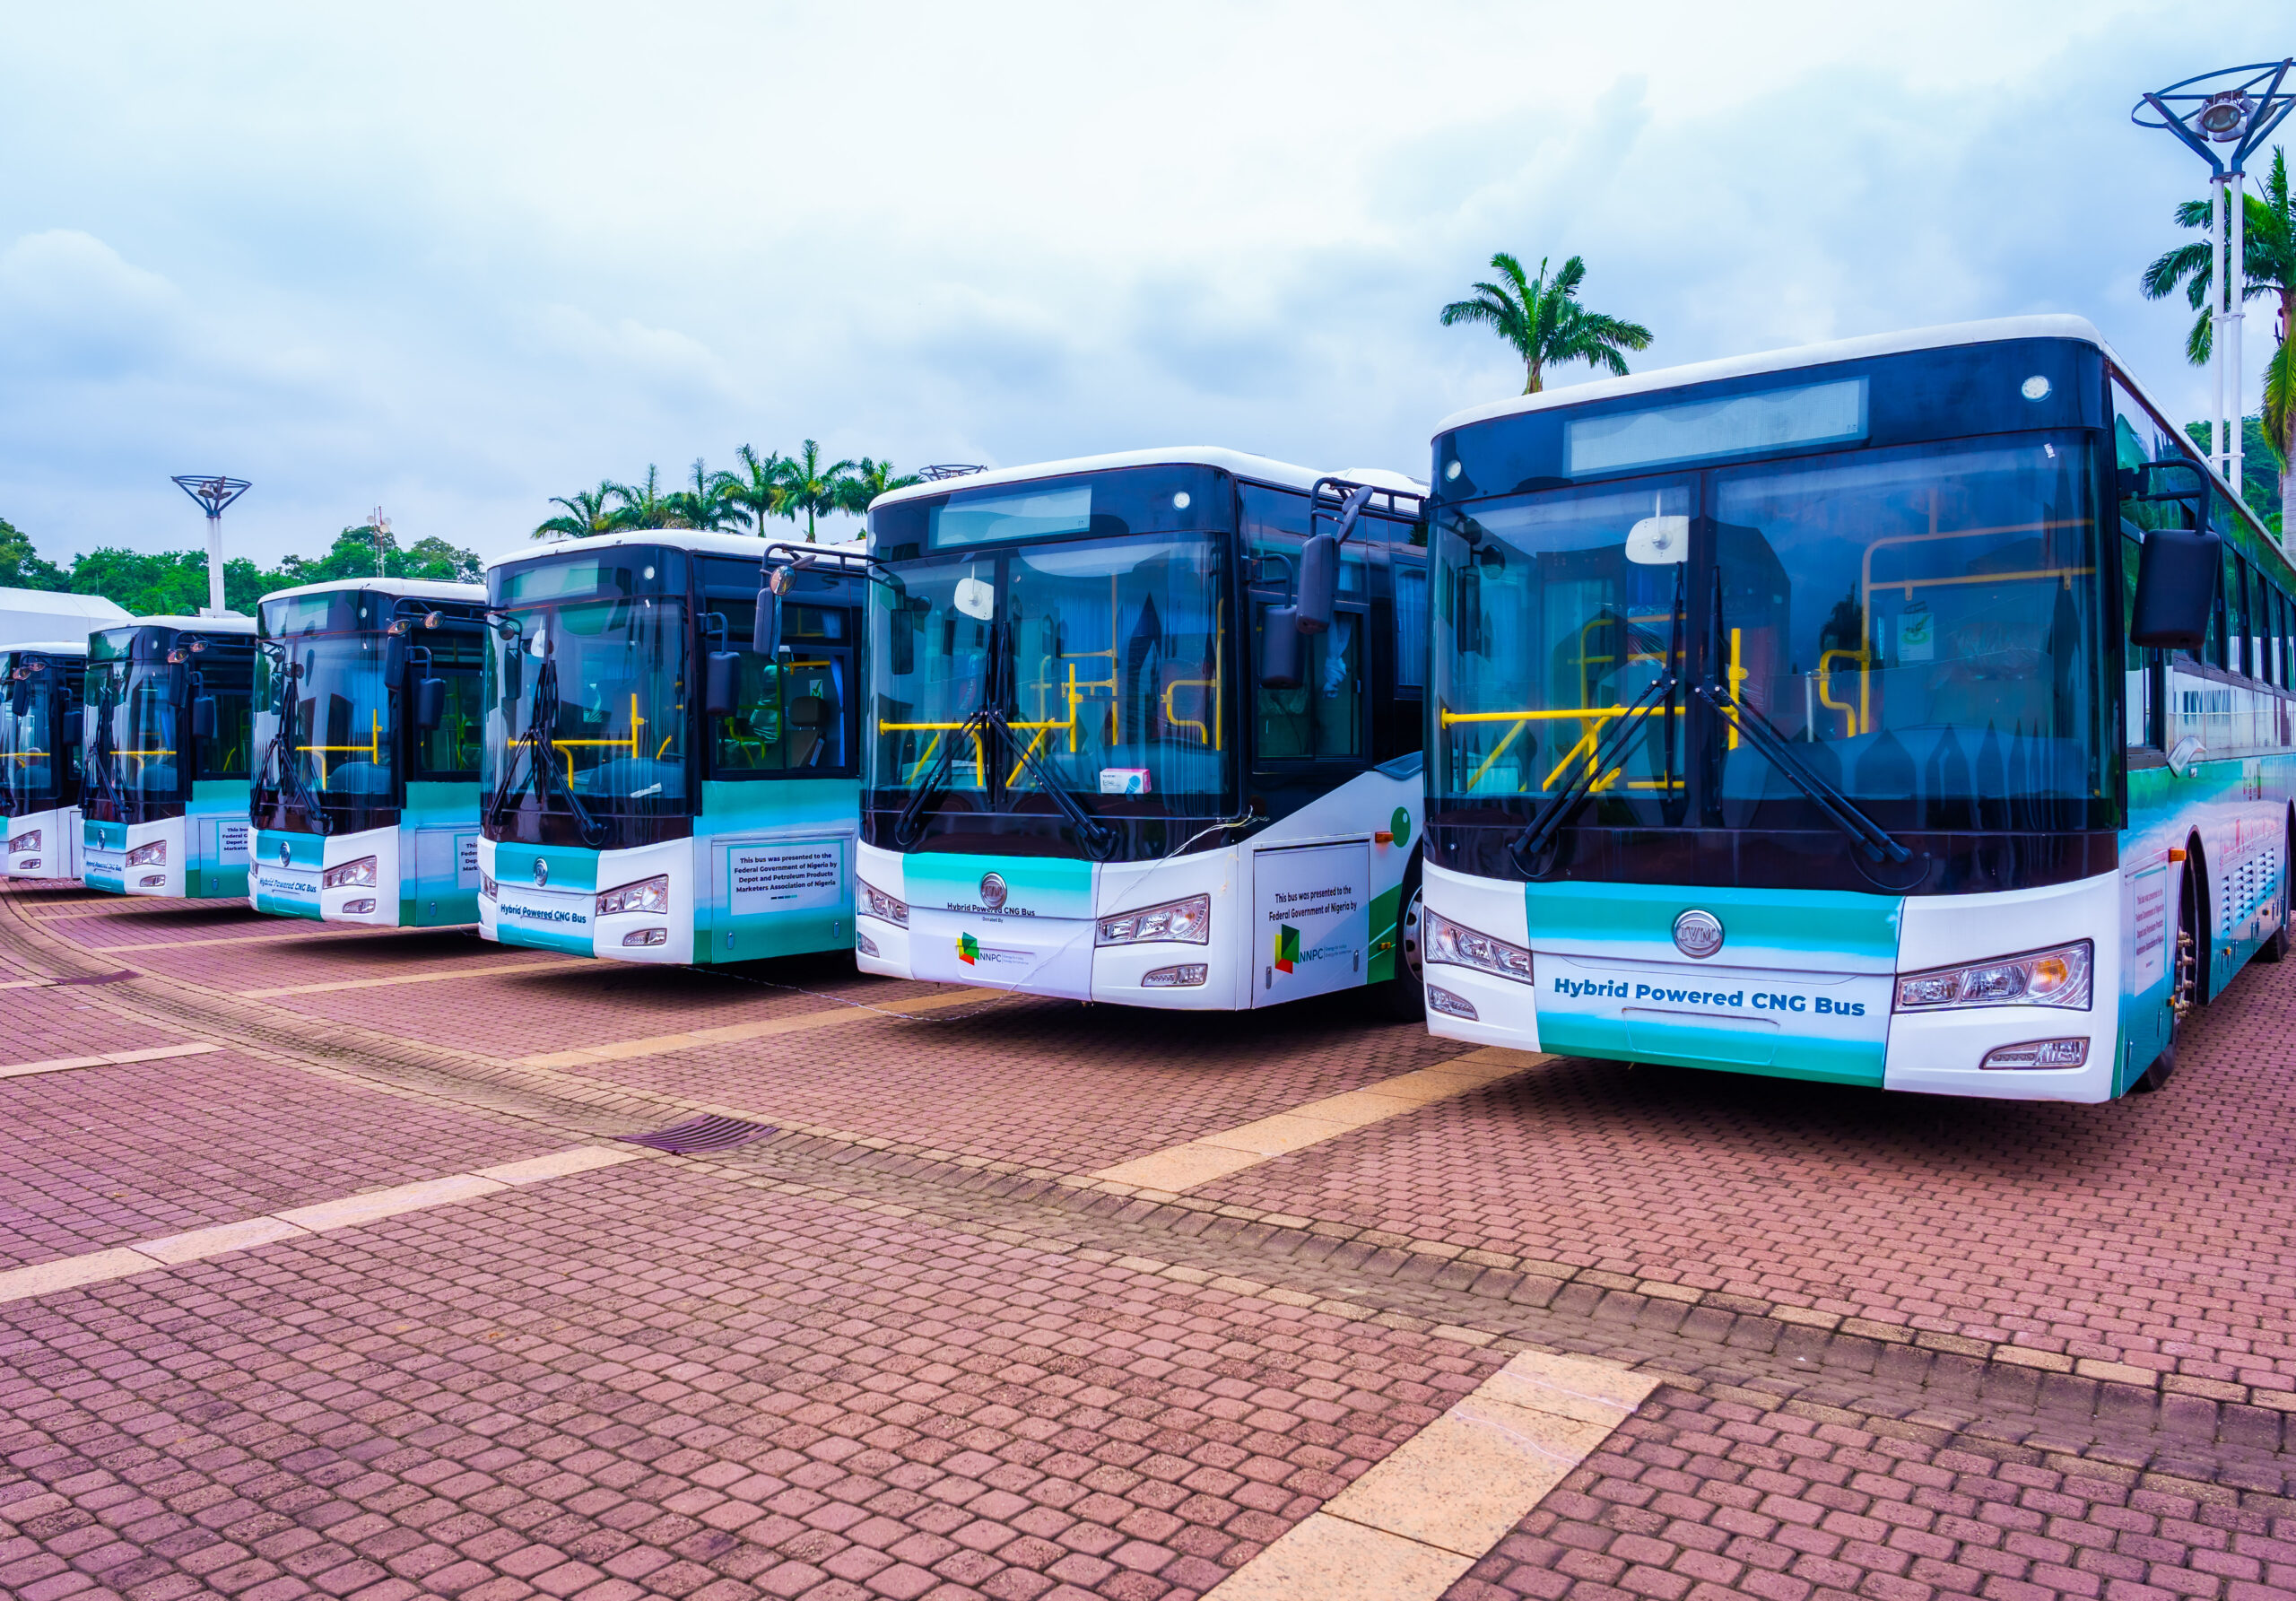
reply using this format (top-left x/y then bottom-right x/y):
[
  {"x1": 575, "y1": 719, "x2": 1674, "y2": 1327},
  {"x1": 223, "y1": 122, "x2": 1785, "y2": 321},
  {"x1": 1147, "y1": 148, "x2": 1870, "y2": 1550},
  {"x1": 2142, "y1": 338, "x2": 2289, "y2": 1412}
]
[
  {"x1": 80, "y1": 615, "x2": 257, "y2": 899},
  {"x1": 477, "y1": 530, "x2": 866, "y2": 963},
  {"x1": 1420, "y1": 315, "x2": 2295, "y2": 1102},
  {"x1": 249, "y1": 579, "x2": 490, "y2": 927},
  {"x1": 851, "y1": 450, "x2": 1429, "y2": 1012},
  {"x1": 3, "y1": 641, "x2": 88, "y2": 880}
]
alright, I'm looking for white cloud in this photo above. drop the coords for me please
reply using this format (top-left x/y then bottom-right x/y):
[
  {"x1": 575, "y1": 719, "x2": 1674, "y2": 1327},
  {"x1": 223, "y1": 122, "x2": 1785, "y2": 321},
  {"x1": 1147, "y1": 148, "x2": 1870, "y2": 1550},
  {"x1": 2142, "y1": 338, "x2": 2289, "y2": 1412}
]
[{"x1": 0, "y1": 1, "x2": 2281, "y2": 568}]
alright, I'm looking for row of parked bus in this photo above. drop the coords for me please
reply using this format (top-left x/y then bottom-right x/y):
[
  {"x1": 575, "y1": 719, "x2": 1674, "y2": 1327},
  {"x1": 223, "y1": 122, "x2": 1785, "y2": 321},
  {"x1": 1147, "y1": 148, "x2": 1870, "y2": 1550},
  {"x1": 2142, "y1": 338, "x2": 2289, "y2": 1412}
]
[{"x1": 4, "y1": 315, "x2": 2286, "y2": 1105}]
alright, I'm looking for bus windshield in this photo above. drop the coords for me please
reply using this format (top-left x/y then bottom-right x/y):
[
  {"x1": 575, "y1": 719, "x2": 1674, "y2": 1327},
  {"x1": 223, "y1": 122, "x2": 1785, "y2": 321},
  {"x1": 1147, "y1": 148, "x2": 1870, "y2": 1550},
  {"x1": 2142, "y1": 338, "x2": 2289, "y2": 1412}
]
[
  {"x1": 84, "y1": 658, "x2": 190, "y2": 814},
  {"x1": 870, "y1": 533, "x2": 1231, "y2": 812},
  {"x1": 484, "y1": 595, "x2": 687, "y2": 813},
  {"x1": 1436, "y1": 432, "x2": 2108, "y2": 831},
  {"x1": 2, "y1": 658, "x2": 66, "y2": 813},
  {"x1": 277, "y1": 635, "x2": 394, "y2": 797}
]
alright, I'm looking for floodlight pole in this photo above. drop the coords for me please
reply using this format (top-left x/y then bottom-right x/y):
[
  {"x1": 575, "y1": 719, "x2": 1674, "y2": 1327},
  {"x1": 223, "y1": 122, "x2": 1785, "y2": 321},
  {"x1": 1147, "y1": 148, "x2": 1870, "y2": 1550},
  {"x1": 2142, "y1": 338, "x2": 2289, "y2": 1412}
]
[{"x1": 170, "y1": 475, "x2": 251, "y2": 616}]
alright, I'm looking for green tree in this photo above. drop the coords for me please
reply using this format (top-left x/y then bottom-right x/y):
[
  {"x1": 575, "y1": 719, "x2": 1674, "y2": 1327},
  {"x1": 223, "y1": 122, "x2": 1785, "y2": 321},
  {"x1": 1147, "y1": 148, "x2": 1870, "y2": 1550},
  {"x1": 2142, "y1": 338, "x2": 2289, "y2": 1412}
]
[
  {"x1": 66, "y1": 549, "x2": 223, "y2": 615},
  {"x1": 837, "y1": 458, "x2": 922, "y2": 519},
  {"x1": 606, "y1": 466, "x2": 675, "y2": 531},
  {"x1": 775, "y1": 440, "x2": 858, "y2": 541},
  {"x1": 665, "y1": 457, "x2": 742, "y2": 532},
  {"x1": 534, "y1": 483, "x2": 619, "y2": 541},
  {"x1": 722, "y1": 444, "x2": 790, "y2": 536},
  {"x1": 0, "y1": 518, "x2": 67, "y2": 591},
  {"x1": 1440, "y1": 251, "x2": 1653, "y2": 395},
  {"x1": 2142, "y1": 147, "x2": 2296, "y2": 529},
  {"x1": 275, "y1": 526, "x2": 483, "y2": 587}
]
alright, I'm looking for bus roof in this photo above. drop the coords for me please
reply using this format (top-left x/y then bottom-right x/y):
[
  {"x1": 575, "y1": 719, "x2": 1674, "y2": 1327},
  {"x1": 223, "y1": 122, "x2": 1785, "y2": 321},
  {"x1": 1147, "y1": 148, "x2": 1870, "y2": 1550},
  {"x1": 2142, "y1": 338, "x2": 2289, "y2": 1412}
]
[
  {"x1": 259, "y1": 577, "x2": 484, "y2": 605},
  {"x1": 1429, "y1": 311, "x2": 2270, "y2": 559},
  {"x1": 100, "y1": 614, "x2": 260, "y2": 638},
  {"x1": 866, "y1": 448, "x2": 1424, "y2": 515},
  {"x1": 1432, "y1": 316, "x2": 2121, "y2": 435},
  {"x1": 1, "y1": 640, "x2": 91, "y2": 657},
  {"x1": 487, "y1": 529, "x2": 866, "y2": 574}
]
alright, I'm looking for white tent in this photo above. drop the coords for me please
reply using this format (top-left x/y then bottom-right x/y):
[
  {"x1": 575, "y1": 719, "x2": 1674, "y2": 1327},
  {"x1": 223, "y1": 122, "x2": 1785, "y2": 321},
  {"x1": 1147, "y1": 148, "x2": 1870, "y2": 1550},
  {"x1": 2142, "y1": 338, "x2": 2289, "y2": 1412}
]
[{"x1": 0, "y1": 587, "x2": 131, "y2": 648}]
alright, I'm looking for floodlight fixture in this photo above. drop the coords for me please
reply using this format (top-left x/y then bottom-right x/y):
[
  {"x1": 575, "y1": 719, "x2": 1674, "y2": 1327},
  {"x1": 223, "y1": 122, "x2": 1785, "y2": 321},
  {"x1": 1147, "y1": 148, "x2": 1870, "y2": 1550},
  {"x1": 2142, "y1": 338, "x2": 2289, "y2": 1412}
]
[
  {"x1": 2134, "y1": 62, "x2": 2296, "y2": 507},
  {"x1": 171, "y1": 474, "x2": 252, "y2": 616}
]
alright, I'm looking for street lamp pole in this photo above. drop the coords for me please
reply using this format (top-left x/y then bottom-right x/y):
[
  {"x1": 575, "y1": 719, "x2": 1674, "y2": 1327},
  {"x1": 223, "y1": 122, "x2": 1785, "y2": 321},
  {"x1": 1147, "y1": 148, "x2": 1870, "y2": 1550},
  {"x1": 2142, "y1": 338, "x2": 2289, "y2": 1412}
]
[
  {"x1": 170, "y1": 474, "x2": 252, "y2": 617},
  {"x1": 2135, "y1": 62, "x2": 2296, "y2": 513}
]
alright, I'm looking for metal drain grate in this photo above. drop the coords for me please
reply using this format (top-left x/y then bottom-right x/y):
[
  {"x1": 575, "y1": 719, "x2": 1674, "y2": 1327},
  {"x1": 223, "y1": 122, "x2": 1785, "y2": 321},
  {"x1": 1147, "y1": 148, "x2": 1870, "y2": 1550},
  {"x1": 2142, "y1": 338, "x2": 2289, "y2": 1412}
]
[{"x1": 617, "y1": 1115, "x2": 776, "y2": 1154}]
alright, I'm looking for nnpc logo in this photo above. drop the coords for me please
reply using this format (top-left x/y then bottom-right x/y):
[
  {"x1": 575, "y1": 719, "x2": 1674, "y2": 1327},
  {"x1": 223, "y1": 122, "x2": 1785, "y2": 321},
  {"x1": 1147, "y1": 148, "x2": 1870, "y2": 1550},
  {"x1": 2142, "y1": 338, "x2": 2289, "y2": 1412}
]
[
  {"x1": 1273, "y1": 923, "x2": 1300, "y2": 974},
  {"x1": 956, "y1": 932, "x2": 980, "y2": 966}
]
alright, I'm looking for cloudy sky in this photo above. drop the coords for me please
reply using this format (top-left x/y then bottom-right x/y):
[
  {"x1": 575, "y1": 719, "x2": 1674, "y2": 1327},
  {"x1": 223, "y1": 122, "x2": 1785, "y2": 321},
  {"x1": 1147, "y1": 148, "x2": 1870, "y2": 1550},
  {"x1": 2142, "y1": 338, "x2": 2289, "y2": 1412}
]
[{"x1": 0, "y1": 3, "x2": 2284, "y2": 569}]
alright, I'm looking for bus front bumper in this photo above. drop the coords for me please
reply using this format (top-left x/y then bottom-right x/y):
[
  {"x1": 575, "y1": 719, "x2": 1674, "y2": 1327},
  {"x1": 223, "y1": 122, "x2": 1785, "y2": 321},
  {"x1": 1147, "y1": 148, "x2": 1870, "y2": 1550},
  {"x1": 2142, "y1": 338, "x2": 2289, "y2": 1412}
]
[
  {"x1": 1421, "y1": 861, "x2": 2125, "y2": 1103},
  {"x1": 252, "y1": 825, "x2": 400, "y2": 925},
  {"x1": 3, "y1": 807, "x2": 77, "y2": 879},
  {"x1": 83, "y1": 815, "x2": 185, "y2": 898}
]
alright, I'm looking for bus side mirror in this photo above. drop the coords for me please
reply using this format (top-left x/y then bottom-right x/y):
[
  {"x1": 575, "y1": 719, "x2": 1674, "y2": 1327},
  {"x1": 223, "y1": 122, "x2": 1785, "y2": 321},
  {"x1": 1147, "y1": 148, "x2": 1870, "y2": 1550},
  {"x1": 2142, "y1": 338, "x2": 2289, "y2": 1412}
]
[
  {"x1": 166, "y1": 663, "x2": 190, "y2": 704},
  {"x1": 1261, "y1": 606, "x2": 1305, "y2": 689},
  {"x1": 192, "y1": 695, "x2": 218, "y2": 740},
  {"x1": 1297, "y1": 535, "x2": 1338, "y2": 635},
  {"x1": 7, "y1": 683, "x2": 25, "y2": 718},
  {"x1": 752, "y1": 587, "x2": 782, "y2": 657},
  {"x1": 889, "y1": 601, "x2": 916, "y2": 676},
  {"x1": 705, "y1": 651, "x2": 740, "y2": 717},
  {"x1": 414, "y1": 677, "x2": 446, "y2": 730},
  {"x1": 501, "y1": 647, "x2": 522, "y2": 706},
  {"x1": 383, "y1": 634, "x2": 408, "y2": 688},
  {"x1": 2130, "y1": 526, "x2": 2222, "y2": 651}
]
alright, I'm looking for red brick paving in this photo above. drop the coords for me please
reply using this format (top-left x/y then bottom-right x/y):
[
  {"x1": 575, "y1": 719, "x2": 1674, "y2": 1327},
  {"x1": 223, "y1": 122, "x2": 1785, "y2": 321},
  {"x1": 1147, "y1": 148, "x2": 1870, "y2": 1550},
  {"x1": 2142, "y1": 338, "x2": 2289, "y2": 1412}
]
[
  {"x1": 1443, "y1": 1381, "x2": 2296, "y2": 1601},
  {"x1": 1192, "y1": 960, "x2": 2296, "y2": 1397},
  {"x1": 0, "y1": 1048, "x2": 564, "y2": 1269},
  {"x1": 0, "y1": 1153, "x2": 1500, "y2": 1601}
]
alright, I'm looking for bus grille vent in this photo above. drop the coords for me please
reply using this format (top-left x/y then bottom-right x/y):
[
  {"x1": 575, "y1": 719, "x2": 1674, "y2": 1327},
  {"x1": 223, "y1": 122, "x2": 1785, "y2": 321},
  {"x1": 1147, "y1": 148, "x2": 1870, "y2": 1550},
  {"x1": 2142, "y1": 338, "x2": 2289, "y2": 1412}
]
[{"x1": 617, "y1": 1115, "x2": 776, "y2": 1154}]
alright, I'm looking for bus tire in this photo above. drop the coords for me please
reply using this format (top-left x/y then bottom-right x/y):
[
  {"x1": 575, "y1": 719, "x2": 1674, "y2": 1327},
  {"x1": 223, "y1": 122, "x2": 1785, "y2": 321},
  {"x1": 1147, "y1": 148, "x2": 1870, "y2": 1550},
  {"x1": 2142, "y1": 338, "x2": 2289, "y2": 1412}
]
[
  {"x1": 2258, "y1": 818, "x2": 2293, "y2": 964},
  {"x1": 1376, "y1": 860, "x2": 1426, "y2": 1022}
]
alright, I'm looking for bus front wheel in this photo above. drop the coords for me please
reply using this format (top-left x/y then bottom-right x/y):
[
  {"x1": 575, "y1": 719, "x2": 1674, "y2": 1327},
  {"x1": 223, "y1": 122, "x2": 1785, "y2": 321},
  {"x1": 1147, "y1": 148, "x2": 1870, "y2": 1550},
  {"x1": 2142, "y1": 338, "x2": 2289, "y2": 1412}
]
[{"x1": 2136, "y1": 846, "x2": 2204, "y2": 1094}]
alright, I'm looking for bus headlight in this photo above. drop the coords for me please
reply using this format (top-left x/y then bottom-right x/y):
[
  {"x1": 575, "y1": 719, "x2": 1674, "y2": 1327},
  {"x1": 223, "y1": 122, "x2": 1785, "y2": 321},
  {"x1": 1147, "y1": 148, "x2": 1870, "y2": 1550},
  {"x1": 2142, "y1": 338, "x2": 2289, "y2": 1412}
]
[
  {"x1": 323, "y1": 857, "x2": 377, "y2": 890},
  {"x1": 1422, "y1": 908, "x2": 1533, "y2": 983},
  {"x1": 858, "y1": 880, "x2": 909, "y2": 927},
  {"x1": 8, "y1": 829, "x2": 39, "y2": 853},
  {"x1": 1098, "y1": 893, "x2": 1210, "y2": 945},
  {"x1": 597, "y1": 874, "x2": 669, "y2": 917},
  {"x1": 126, "y1": 841, "x2": 167, "y2": 867},
  {"x1": 481, "y1": 874, "x2": 497, "y2": 901},
  {"x1": 1894, "y1": 940, "x2": 2092, "y2": 1012}
]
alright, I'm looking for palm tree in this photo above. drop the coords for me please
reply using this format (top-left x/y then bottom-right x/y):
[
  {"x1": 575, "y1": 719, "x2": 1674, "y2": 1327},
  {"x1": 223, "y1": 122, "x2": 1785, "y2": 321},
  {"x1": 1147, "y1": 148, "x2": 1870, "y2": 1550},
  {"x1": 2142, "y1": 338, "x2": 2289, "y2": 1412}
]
[
  {"x1": 532, "y1": 483, "x2": 619, "y2": 541},
  {"x1": 605, "y1": 465, "x2": 675, "y2": 531},
  {"x1": 1440, "y1": 252, "x2": 1653, "y2": 395},
  {"x1": 722, "y1": 443, "x2": 790, "y2": 536},
  {"x1": 775, "y1": 440, "x2": 859, "y2": 541},
  {"x1": 836, "y1": 457, "x2": 922, "y2": 519},
  {"x1": 665, "y1": 457, "x2": 741, "y2": 532},
  {"x1": 2143, "y1": 147, "x2": 2296, "y2": 530}
]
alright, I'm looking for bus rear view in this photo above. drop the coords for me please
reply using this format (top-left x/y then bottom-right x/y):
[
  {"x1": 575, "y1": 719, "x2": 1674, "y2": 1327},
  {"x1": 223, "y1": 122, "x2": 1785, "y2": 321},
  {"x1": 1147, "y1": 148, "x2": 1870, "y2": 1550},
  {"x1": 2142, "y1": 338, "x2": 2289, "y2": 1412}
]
[{"x1": 1422, "y1": 318, "x2": 2267, "y2": 1102}]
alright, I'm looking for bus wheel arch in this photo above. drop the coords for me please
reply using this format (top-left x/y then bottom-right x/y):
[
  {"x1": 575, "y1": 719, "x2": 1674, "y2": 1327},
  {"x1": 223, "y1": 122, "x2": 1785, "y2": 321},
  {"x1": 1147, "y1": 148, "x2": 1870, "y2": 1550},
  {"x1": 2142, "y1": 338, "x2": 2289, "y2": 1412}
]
[
  {"x1": 2259, "y1": 809, "x2": 2294, "y2": 964},
  {"x1": 2138, "y1": 834, "x2": 2207, "y2": 1094},
  {"x1": 1375, "y1": 850, "x2": 1426, "y2": 1022}
]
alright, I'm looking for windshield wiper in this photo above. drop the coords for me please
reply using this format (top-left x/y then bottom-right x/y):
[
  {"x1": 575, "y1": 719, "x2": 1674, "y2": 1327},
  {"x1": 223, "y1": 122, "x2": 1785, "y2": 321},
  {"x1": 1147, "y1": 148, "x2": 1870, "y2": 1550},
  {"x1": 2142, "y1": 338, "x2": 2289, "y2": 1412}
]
[
  {"x1": 985, "y1": 709, "x2": 1118, "y2": 860},
  {"x1": 84, "y1": 679, "x2": 134, "y2": 825},
  {"x1": 1509, "y1": 566, "x2": 1685, "y2": 874},
  {"x1": 485, "y1": 658, "x2": 606, "y2": 848},
  {"x1": 255, "y1": 673, "x2": 333, "y2": 836},
  {"x1": 1692, "y1": 589, "x2": 1910, "y2": 866}
]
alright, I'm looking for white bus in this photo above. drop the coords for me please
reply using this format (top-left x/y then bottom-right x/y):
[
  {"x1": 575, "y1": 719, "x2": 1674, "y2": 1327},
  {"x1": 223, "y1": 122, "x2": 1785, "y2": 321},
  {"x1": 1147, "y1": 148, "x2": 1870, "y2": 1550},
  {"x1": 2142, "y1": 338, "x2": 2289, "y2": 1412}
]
[
  {"x1": 1421, "y1": 316, "x2": 2289, "y2": 1101},
  {"x1": 249, "y1": 579, "x2": 490, "y2": 927},
  {"x1": 847, "y1": 450, "x2": 1431, "y2": 1014},
  {"x1": 2, "y1": 641, "x2": 90, "y2": 880}
]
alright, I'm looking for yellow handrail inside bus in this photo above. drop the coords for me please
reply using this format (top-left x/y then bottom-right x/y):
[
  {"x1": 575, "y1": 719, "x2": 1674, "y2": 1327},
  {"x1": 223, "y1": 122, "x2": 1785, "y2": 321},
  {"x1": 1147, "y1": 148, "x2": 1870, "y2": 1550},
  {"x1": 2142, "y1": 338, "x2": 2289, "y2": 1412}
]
[{"x1": 552, "y1": 693, "x2": 646, "y2": 784}]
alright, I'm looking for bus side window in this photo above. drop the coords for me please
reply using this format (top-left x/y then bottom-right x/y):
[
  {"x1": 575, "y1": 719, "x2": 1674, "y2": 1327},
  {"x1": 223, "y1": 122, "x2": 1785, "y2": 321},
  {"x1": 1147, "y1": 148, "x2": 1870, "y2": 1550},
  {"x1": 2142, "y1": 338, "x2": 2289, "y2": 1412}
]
[{"x1": 1394, "y1": 564, "x2": 1428, "y2": 696}]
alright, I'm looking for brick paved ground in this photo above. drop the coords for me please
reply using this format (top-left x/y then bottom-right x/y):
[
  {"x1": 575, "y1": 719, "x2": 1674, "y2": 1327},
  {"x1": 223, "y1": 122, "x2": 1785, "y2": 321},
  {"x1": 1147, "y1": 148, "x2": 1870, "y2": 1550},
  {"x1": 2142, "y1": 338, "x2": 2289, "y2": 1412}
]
[
  {"x1": 4, "y1": 880, "x2": 2295, "y2": 1600},
  {"x1": 1443, "y1": 1381, "x2": 2296, "y2": 1601},
  {"x1": 1, "y1": 1151, "x2": 1499, "y2": 1601},
  {"x1": 0, "y1": 1046, "x2": 563, "y2": 1269}
]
